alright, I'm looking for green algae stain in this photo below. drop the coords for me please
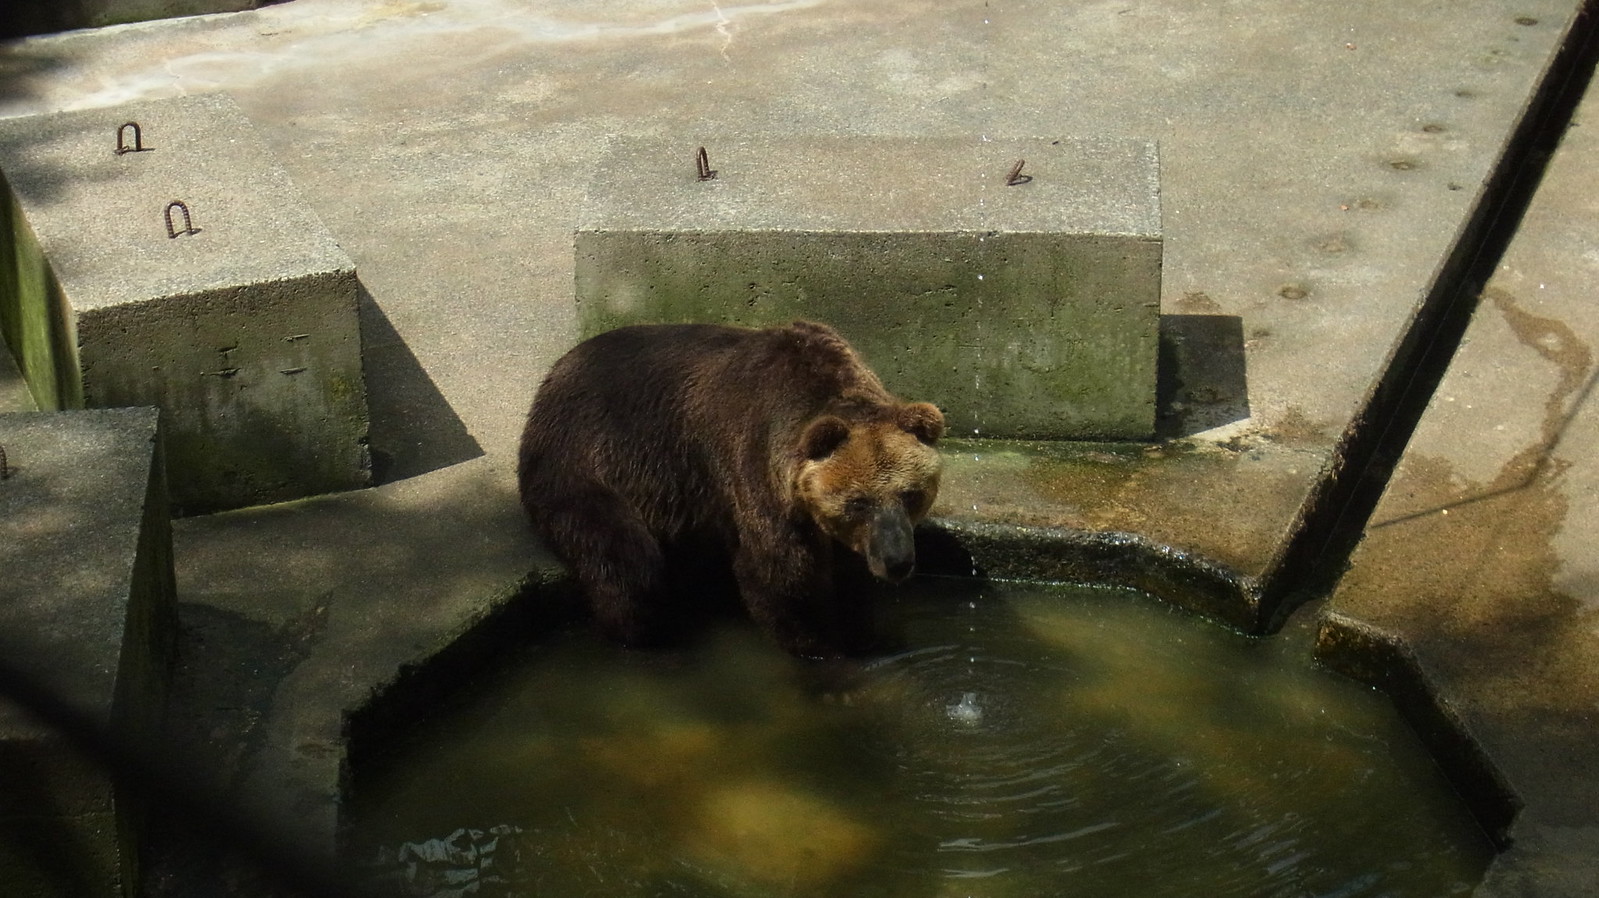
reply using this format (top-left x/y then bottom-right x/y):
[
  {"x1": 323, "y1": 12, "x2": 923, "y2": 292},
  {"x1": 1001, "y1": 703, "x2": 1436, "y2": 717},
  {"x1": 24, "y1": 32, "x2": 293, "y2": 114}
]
[{"x1": 0, "y1": 180, "x2": 83, "y2": 412}]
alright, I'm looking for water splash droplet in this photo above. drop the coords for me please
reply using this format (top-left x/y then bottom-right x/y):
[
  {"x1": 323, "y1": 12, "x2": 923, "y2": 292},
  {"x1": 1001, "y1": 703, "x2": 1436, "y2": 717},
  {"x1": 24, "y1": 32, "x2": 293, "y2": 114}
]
[{"x1": 947, "y1": 692, "x2": 983, "y2": 725}]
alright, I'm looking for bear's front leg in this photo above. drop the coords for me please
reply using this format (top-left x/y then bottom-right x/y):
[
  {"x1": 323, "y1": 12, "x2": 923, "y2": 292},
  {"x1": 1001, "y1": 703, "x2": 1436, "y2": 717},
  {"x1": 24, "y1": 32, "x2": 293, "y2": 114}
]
[
  {"x1": 533, "y1": 482, "x2": 669, "y2": 648},
  {"x1": 732, "y1": 534, "x2": 851, "y2": 658}
]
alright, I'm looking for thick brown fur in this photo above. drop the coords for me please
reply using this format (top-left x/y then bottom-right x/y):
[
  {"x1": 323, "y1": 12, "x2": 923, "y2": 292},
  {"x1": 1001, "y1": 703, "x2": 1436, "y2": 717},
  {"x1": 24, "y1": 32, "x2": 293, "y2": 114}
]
[{"x1": 517, "y1": 321, "x2": 944, "y2": 657}]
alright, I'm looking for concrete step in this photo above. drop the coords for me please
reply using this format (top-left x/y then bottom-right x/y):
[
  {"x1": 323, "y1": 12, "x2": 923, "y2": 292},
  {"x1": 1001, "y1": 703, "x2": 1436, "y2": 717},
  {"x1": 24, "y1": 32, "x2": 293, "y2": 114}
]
[
  {"x1": 0, "y1": 94, "x2": 370, "y2": 513},
  {"x1": 0, "y1": 407, "x2": 173, "y2": 898},
  {"x1": 577, "y1": 136, "x2": 1162, "y2": 440}
]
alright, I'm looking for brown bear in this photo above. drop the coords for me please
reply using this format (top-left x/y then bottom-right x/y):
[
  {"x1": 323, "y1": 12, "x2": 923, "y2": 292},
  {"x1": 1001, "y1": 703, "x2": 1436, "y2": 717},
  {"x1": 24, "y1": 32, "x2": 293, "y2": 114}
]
[{"x1": 517, "y1": 321, "x2": 944, "y2": 657}]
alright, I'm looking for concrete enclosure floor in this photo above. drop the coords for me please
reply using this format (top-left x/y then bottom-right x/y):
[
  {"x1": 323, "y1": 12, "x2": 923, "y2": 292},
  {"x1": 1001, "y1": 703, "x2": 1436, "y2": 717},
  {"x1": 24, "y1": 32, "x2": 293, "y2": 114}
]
[{"x1": 1, "y1": 1, "x2": 1597, "y2": 895}]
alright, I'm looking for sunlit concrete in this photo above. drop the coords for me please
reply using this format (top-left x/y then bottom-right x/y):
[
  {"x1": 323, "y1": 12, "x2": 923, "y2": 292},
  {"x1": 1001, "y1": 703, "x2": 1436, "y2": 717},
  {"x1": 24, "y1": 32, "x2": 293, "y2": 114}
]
[
  {"x1": 1324, "y1": 58, "x2": 1599, "y2": 897},
  {"x1": 0, "y1": 0, "x2": 1592, "y2": 893},
  {"x1": 0, "y1": 94, "x2": 370, "y2": 510}
]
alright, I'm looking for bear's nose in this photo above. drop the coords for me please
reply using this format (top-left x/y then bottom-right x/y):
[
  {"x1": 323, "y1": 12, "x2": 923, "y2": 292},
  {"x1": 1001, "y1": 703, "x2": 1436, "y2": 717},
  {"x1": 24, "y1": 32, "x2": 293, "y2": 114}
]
[
  {"x1": 868, "y1": 508, "x2": 917, "y2": 583},
  {"x1": 884, "y1": 555, "x2": 915, "y2": 583}
]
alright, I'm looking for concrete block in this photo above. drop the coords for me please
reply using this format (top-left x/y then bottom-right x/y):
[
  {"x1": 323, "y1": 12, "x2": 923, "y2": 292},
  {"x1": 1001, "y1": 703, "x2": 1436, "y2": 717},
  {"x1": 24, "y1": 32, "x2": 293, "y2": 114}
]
[
  {"x1": 0, "y1": 408, "x2": 176, "y2": 897},
  {"x1": 576, "y1": 137, "x2": 1161, "y2": 440},
  {"x1": 0, "y1": 94, "x2": 369, "y2": 512}
]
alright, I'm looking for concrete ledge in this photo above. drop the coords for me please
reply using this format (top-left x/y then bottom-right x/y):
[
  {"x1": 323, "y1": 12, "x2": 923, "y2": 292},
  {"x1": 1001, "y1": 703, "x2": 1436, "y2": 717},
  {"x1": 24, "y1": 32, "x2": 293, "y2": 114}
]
[
  {"x1": 0, "y1": 408, "x2": 176, "y2": 897},
  {"x1": 152, "y1": 461, "x2": 549, "y2": 862},
  {"x1": 0, "y1": 94, "x2": 369, "y2": 512},
  {"x1": 1312, "y1": 612, "x2": 1520, "y2": 846},
  {"x1": 1320, "y1": 59, "x2": 1599, "y2": 896},
  {"x1": 576, "y1": 136, "x2": 1161, "y2": 440},
  {"x1": 918, "y1": 517, "x2": 1257, "y2": 632}
]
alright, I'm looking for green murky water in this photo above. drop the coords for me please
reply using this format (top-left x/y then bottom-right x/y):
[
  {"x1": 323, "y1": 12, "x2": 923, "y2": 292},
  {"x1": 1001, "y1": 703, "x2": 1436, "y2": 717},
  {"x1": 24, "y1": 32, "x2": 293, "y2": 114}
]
[{"x1": 350, "y1": 580, "x2": 1491, "y2": 897}]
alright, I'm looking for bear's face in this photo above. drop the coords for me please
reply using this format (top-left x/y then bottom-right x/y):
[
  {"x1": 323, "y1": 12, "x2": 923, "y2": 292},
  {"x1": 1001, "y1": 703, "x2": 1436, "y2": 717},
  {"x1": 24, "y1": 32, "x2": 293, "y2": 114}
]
[{"x1": 795, "y1": 402, "x2": 945, "y2": 583}]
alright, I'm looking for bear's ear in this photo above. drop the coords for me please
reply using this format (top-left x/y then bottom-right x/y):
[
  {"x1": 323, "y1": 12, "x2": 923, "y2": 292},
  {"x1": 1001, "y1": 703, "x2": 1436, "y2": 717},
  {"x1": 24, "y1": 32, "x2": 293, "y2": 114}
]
[
  {"x1": 898, "y1": 402, "x2": 945, "y2": 446},
  {"x1": 800, "y1": 416, "x2": 852, "y2": 460}
]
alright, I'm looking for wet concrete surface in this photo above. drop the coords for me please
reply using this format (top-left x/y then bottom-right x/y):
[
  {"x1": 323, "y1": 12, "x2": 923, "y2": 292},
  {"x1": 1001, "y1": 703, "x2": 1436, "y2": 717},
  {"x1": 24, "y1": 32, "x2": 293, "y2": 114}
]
[
  {"x1": 1321, "y1": 55, "x2": 1599, "y2": 897},
  {"x1": 0, "y1": 0, "x2": 1596, "y2": 894}
]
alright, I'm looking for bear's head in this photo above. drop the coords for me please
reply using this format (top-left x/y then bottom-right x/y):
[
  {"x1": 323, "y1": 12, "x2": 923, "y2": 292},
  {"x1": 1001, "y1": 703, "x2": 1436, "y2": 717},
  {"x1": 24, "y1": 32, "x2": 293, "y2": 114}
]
[{"x1": 795, "y1": 402, "x2": 945, "y2": 583}]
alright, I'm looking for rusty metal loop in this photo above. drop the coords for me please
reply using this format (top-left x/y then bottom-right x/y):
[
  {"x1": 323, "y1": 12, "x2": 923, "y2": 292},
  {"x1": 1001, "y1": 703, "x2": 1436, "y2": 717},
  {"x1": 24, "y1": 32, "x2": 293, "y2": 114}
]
[
  {"x1": 164, "y1": 200, "x2": 200, "y2": 239},
  {"x1": 696, "y1": 146, "x2": 717, "y2": 181},
  {"x1": 1005, "y1": 159, "x2": 1032, "y2": 186},
  {"x1": 115, "y1": 121, "x2": 149, "y2": 156}
]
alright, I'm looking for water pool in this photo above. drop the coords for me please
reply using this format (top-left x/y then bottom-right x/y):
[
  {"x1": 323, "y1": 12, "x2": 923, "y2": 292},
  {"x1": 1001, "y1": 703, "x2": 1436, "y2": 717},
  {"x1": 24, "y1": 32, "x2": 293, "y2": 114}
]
[{"x1": 350, "y1": 579, "x2": 1490, "y2": 897}]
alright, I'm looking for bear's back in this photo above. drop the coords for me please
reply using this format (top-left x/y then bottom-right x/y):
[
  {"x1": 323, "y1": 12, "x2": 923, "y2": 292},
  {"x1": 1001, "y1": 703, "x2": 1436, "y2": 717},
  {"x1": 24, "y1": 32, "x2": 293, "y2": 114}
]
[
  {"x1": 540, "y1": 322, "x2": 887, "y2": 417},
  {"x1": 520, "y1": 322, "x2": 884, "y2": 518}
]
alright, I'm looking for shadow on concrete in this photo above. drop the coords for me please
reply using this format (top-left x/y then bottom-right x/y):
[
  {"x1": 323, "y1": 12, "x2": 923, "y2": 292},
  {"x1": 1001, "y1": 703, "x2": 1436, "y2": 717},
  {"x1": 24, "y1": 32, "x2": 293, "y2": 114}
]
[
  {"x1": 0, "y1": 113, "x2": 132, "y2": 206},
  {"x1": 140, "y1": 457, "x2": 541, "y2": 896},
  {"x1": 358, "y1": 285, "x2": 482, "y2": 484},
  {"x1": 0, "y1": 749, "x2": 113, "y2": 898},
  {"x1": 0, "y1": 45, "x2": 66, "y2": 105},
  {"x1": 142, "y1": 601, "x2": 332, "y2": 897},
  {"x1": 0, "y1": 3, "x2": 90, "y2": 40},
  {"x1": 1156, "y1": 314, "x2": 1250, "y2": 439},
  {"x1": 1371, "y1": 362, "x2": 1597, "y2": 530}
]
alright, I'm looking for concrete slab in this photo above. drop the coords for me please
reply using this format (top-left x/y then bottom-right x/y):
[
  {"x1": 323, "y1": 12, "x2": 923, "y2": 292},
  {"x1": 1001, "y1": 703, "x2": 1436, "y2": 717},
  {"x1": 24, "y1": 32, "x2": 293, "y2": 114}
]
[
  {"x1": 577, "y1": 136, "x2": 1161, "y2": 439},
  {"x1": 0, "y1": 0, "x2": 1590, "y2": 894},
  {"x1": 0, "y1": 407, "x2": 174, "y2": 897},
  {"x1": 0, "y1": 93, "x2": 369, "y2": 512},
  {"x1": 0, "y1": 0, "x2": 1555, "y2": 630},
  {"x1": 1319, "y1": 62, "x2": 1599, "y2": 896},
  {"x1": 158, "y1": 458, "x2": 548, "y2": 864}
]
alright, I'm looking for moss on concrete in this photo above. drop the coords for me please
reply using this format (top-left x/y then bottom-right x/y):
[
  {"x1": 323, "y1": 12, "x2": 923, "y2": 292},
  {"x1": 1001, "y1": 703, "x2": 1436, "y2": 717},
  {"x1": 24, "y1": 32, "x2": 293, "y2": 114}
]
[
  {"x1": 575, "y1": 137, "x2": 1161, "y2": 441},
  {"x1": 578, "y1": 232, "x2": 1159, "y2": 440},
  {"x1": 0, "y1": 173, "x2": 82, "y2": 413},
  {"x1": 932, "y1": 434, "x2": 1328, "y2": 632}
]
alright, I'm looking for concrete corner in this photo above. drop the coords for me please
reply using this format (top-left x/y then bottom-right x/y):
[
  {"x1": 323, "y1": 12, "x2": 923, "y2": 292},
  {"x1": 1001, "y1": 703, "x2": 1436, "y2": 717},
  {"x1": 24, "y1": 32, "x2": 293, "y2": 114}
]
[
  {"x1": 0, "y1": 94, "x2": 369, "y2": 512},
  {"x1": 0, "y1": 407, "x2": 176, "y2": 898},
  {"x1": 576, "y1": 136, "x2": 1161, "y2": 440}
]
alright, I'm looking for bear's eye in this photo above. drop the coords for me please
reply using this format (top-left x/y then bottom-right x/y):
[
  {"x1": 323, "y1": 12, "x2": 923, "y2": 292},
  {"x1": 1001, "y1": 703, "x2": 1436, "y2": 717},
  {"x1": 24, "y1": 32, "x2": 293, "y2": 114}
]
[
  {"x1": 901, "y1": 489, "x2": 927, "y2": 510},
  {"x1": 845, "y1": 496, "x2": 875, "y2": 517}
]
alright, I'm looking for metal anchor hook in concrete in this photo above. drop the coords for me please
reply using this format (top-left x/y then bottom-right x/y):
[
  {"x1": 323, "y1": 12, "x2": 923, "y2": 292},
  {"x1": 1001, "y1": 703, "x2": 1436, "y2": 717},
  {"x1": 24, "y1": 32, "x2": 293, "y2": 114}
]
[
  {"x1": 696, "y1": 146, "x2": 718, "y2": 181},
  {"x1": 1005, "y1": 159, "x2": 1032, "y2": 186},
  {"x1": 164, "y1": 200, "x2": 200, "y2": 238},
  {"x1": 114, "y1": 121, "x2": 150, "y2": 155}
]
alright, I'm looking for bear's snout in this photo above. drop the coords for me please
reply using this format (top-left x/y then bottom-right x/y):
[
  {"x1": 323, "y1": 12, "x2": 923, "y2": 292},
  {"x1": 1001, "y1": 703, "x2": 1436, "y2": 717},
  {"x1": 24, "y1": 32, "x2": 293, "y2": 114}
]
[{"x1": 867, "y1": 507, "x2": 917, "y2": 583}]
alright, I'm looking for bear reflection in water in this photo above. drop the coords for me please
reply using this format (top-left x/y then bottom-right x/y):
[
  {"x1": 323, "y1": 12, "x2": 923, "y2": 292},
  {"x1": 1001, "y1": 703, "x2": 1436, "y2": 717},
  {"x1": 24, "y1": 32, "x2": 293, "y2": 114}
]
[{"x1": 518, "y1": 321, "x2": 944, "y2": 658}]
